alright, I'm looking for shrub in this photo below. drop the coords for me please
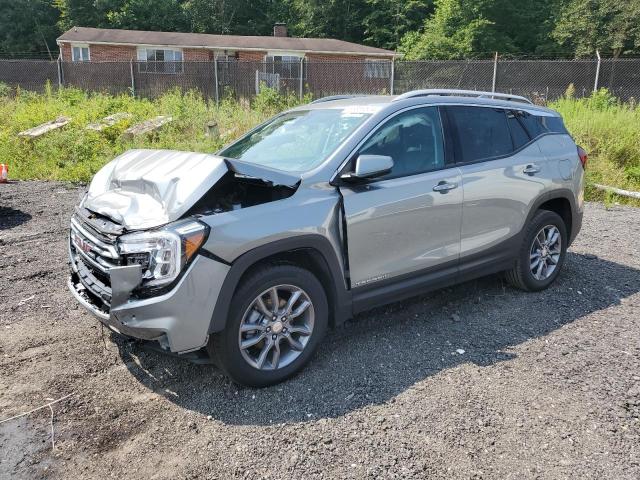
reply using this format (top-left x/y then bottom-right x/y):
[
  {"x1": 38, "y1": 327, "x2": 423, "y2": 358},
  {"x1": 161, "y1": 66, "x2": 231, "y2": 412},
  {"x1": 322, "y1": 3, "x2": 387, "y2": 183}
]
[
  {"x1": 0, "y1": 86, "x2": 311, "y2": 182},
  {"x1": 550, "y1": 88, "x2": 640, "y2": 203},
  {"x1": 0, "y1": 82, "x2": 10, "y2": 97}
]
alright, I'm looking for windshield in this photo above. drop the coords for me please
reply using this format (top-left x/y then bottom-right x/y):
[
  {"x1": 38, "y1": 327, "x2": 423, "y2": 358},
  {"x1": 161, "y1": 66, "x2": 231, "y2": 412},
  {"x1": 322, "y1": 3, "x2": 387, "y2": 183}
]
[{"x1": 219, "y1": 108, "x2": 371, "y2": 172}]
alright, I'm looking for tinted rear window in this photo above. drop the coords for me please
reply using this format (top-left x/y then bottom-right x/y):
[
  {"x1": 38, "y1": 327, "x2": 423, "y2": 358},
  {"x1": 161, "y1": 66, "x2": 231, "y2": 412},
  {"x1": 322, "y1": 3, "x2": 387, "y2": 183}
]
[
  {"x1": 518, "y1": 111, "x2": 568, "y2": 138},
  {"x1": 446, "y1": 106, "x2": 513, "y2": 163},
  {"x1": 507, "y1": 111, "x2": 531, "y2": 149}
]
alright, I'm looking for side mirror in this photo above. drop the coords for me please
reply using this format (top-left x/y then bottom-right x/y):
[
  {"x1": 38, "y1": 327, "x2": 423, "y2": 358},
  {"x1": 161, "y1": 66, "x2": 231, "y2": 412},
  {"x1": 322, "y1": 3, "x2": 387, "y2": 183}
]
[{"x1": 341, "y1": 155, "x2": 393, "y2": 181}]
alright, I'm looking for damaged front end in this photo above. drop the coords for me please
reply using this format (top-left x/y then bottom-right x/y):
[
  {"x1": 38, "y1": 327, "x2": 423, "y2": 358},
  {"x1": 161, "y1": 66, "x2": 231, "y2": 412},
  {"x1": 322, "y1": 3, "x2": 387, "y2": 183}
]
[{"x1": 67, "y1": 149, "x2": 299, "y2": 352}]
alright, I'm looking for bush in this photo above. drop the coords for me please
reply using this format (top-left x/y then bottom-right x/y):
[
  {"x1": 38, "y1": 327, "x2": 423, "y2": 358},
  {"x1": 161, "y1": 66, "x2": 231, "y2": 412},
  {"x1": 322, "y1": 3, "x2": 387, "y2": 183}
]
[
  {"x1": 0, "y1": 82, "x2": 10, "y2": 97},
  {"x1": 550, "y1": 88, "x2": 640, "y2": 203}
]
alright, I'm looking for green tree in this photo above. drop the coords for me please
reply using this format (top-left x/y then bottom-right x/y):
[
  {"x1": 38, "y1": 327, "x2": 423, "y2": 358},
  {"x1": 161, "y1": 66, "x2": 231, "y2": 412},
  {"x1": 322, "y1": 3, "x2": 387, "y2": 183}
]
[
  {"x1": 0, "y1": 0, "x2": 60, "y2": 57},
  {"x1": 55, "y1": 0, "x2": 123, "y2": 30},
  {"x1": 399, "y1": 0, "x2": 498, "y2": 59},
  {"x1": 286, "y1": 0, "x2": 369, "y2": 44},
  {"x1": 362, "y1": 0, "x2": 434, "y2": 50},
  {"x1": 183, "y1": 0, "x2": 284, "y2": 36},
  {"x1": 108, "y1": 0, "x2": 188, "y2": 31},
  {"x1": 553, "y1": 0, "x2": 640, "y2": 57},
  {"x1": 398, "y1": 0, "x2": 559, "y2": 59}
]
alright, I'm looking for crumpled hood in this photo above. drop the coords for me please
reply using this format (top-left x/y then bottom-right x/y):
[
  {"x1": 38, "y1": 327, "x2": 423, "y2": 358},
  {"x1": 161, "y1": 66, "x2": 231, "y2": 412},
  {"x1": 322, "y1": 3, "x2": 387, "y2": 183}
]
[{"x1": 83, "y1": 149, "x2": 228, "y2": 230}]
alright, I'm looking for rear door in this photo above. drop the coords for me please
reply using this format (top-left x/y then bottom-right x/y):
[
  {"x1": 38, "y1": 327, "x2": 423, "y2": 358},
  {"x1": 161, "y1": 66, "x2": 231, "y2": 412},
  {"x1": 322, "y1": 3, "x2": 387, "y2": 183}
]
[
  {"x1": 339, "y1": 106, "x2": 463, "y2": 288},
  {"x1": 444, "y1": 105, "x2": 553, "y2": 262}
]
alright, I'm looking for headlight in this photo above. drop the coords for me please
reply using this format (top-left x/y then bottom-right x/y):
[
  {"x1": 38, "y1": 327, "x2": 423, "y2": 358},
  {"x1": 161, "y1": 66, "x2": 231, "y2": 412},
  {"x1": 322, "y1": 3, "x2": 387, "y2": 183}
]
[{"x1": 118, "y1": 220, "x2": 209, "y2": 288}]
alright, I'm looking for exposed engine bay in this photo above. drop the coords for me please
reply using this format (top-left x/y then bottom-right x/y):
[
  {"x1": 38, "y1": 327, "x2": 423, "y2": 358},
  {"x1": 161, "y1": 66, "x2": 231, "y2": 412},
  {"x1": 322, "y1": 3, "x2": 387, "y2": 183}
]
[
  {"x1": 187, "y1": 170, "x2": 297, "y2": 217},
  {"x1": 81, "y1": 149, "x2": 300, "y2": 231}
]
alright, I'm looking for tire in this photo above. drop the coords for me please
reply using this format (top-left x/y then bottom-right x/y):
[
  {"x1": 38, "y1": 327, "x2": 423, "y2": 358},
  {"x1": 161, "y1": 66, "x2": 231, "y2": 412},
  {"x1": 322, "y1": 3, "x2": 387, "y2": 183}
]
[
  {"x1": 505, "y1": 210, "x2": 568, "y2": 292},
  {"x1": 209, "y1": 264, "x2": 328, "y2": 387}
]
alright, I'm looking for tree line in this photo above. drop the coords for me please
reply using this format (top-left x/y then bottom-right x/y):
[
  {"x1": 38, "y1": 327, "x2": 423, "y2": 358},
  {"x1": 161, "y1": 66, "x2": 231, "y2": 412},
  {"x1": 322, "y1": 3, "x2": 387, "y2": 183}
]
[{"x1": 1, "y1": 0, "x2": 639, "y2": 59}]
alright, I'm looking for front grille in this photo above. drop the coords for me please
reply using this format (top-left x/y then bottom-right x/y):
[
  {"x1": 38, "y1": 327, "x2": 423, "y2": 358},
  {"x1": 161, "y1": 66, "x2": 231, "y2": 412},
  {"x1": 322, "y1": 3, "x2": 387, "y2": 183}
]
[{"x1": 69, "y1": 213, "x2": 122, "y2": 309}]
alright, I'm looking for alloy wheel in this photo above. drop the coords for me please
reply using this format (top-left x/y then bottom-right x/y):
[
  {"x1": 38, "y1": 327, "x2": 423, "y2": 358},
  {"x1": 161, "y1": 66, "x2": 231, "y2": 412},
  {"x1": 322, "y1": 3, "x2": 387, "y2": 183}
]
[
  {"x1": 529, "y1": 224, "x2": 562, "y2": 281},
  {"x1": 238, "y1": 284, "x2": 315, "y2": 371}
]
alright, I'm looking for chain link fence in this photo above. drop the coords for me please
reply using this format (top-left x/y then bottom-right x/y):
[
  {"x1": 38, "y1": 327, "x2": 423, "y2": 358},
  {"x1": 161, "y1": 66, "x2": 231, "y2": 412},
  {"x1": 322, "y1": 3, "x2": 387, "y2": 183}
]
[
  {"x1": 0, "y1": 60, "x2": 60, "y2": 92},
  {"x1": 1, "y1": 57, "x2": 639, "y2": 103}
]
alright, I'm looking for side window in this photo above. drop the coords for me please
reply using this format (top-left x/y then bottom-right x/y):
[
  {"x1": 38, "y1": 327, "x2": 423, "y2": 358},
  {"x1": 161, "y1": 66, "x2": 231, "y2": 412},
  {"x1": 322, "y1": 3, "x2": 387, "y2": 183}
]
[
  {"x1": 540, "y1": 116, "x2": 569, "y2": 135},
  {"x1": 518, "y1": 112, "x2": 569, "y2": 139},
  {"x1": 507, "y1": 111, "x2": 531, "y2": 149},
  {"x1": 446, "y1": 106, "x2": 513, "y2": 163},
  {"x1": 358, "y1": 107, "x2": 445, "y2": 179}
]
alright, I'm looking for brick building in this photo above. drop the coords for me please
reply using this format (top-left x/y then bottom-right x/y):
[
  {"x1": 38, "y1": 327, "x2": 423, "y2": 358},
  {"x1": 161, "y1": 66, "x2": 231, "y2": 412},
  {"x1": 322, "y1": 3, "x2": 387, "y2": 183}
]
[{"x1": 56, "y1": 25, "x2": 400, "y2": 96}]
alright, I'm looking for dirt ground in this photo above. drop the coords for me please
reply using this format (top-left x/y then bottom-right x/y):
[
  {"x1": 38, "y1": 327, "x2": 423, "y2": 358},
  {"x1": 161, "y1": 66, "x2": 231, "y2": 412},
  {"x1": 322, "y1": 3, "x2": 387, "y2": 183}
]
[{"x1": 1, "y1": 180, "x2": 639, "y2": 479}]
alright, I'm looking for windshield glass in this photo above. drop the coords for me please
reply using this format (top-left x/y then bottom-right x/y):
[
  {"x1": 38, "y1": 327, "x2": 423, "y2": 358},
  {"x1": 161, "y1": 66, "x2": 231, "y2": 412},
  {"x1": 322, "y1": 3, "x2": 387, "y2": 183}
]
[{"x1": 219, "y1": 108, "x2": 371, "y2": 172}]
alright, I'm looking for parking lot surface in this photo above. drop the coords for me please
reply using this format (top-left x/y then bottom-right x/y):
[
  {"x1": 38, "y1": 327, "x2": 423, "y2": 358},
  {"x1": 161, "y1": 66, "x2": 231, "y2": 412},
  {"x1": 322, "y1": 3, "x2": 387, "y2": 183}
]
[{"x1": 1, "y1": 181, "x2": 639, "y2": 479}]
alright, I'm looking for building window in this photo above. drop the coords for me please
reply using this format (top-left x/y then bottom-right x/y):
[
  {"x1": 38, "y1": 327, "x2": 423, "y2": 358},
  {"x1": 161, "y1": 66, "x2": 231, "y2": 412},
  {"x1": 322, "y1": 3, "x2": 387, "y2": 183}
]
[
  {"x1": 364, "y1": 59, "x2": 391, "y2": 79},
  {"x1": 215, "y1": 53, "x2": 236, "y2": 82},
  {"x1": 265, "y1": 55, "x2": 305, "y2": 80},
  {"x1": 71, "y1": 45, "x2": 90, "y2": 62},
  {"x1": 137, "y1": 48, "x2": 183, "y2": 74}
]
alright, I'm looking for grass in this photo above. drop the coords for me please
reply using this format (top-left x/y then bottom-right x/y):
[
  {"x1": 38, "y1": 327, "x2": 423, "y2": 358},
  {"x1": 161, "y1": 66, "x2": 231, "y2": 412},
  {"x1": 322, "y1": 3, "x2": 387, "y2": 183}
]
[
  {"x1": 0, "y1": 83, "x2": 302, "y2": 182},
  {"x1": 0, "y1": 84, "x2": 638, "y2": 205},
  {"x1": 550, "y1": 89, "x2": 640, "y2": 206}
]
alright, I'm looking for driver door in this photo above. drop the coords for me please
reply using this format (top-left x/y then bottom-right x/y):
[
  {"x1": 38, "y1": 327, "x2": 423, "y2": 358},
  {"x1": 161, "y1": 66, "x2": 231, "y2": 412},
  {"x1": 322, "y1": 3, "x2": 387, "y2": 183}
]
[{"x1": 338, "y1": 106, "x2": 463, "y2": 288}]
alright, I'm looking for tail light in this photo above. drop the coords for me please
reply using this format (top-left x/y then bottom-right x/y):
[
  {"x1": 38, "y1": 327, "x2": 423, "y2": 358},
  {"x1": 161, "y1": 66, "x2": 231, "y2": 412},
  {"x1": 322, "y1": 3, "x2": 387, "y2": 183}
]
[{"x1": 577, "y1": 146, "x2": 588, "y2": 169}]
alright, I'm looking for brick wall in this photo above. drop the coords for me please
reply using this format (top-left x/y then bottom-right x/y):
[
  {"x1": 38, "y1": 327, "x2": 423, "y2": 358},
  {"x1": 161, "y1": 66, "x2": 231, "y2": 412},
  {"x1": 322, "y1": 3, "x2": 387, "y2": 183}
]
[
  {"x1": 59, "y1": 43, "x2": 394, "y2": 64},
  {"x1": 60, "y1": 43, "x2": 71, "y2": 61},
  {"x1": 237, "y1": 51, "x2": 267, "y2": 61},
  {"x1": 56, "y1": 42, "x2": 394, "y2": 96},
  {"x1": 60, "y1": 42, "x2": 136, "y2": 61},
  {"x1": 307, "y1": 53, "x2": 363, "y2": 62},
  {"x1": 184, "y1": 48, "x2": 213, "y2": 61}
]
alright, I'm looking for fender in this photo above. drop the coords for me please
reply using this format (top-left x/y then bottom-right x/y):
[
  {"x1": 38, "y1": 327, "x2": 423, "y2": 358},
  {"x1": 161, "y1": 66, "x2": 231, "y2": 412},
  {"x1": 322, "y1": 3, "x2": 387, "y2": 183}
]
[
  {"x1": 524, "y1": 188, "x2": 581, "y2": 245},
  {"x1": 207, "y1": 234, "x2": 352, "y2": 334}
]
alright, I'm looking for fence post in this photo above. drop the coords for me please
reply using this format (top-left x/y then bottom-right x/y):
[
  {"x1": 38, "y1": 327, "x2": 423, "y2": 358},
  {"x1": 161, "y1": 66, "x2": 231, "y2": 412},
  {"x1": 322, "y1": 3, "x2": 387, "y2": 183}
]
[
  {"x1": 129, "y1": 59, "x2": 135, "y2": 97},
  {"x1": 594, "y1": 49, "x2": 601, "y2": 92},
  {"x1": 56, "y1": 56, "x2": 63, "y2": 89},
  {"x1": 390, "y1": 59, "x2": 395, "y2": 95},
  {"x1": 299, "y1": 58, "x2": 304, "y2": 100},
  {"x1": 492, "y1": 52, "x2": 498, "y2": 92},
  {"x1": 214, "y1": 56, "x2": 219, "y2": 105}
]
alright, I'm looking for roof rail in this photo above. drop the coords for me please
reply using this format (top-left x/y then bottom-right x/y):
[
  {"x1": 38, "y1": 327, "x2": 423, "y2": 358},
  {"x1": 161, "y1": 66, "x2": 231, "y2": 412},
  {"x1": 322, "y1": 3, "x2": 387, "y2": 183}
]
[
  {"x1": 310, "y1": 95, "x2": 361, "y2": 104},
  {"x1": 393, "y1": 89, "x2": 533, "y2": 105}
]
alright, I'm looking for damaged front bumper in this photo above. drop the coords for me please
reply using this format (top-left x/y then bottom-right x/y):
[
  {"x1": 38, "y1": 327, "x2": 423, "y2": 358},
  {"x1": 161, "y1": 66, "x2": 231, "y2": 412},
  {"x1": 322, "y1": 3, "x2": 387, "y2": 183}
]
[{"x1": 69, "y1": 240, "x2": 230, "y2": 354}]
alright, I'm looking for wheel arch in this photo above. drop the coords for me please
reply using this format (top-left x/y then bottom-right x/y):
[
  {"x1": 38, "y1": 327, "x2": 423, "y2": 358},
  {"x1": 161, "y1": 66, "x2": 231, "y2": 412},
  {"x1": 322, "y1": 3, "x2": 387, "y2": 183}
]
[
  {"x1": 525, "y1": 189, "x2": 577, "y2": 245},
  {"x1": 208, "y1": 235, "x2": 351, "y2": 334}
]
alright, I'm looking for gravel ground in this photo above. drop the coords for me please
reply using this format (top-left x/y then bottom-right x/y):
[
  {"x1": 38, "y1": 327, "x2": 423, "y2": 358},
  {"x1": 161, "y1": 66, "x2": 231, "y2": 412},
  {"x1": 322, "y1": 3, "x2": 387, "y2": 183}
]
[{"x1": 1, "y1": 180, "x2": 639, "y2": 480}]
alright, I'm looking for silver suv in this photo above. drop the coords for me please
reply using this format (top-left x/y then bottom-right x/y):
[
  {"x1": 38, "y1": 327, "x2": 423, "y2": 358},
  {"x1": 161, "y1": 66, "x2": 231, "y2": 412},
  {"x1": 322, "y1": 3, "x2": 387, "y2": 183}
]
[{"x1": 68, "y1": 89, "x2": 585, "y2": 386}]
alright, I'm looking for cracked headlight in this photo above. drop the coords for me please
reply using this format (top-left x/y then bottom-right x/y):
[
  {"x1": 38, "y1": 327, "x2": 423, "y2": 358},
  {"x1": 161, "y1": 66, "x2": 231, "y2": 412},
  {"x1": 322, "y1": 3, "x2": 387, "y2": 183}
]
[{"x1": 118, "y1": 220, "x2": 209, "y2": 288}]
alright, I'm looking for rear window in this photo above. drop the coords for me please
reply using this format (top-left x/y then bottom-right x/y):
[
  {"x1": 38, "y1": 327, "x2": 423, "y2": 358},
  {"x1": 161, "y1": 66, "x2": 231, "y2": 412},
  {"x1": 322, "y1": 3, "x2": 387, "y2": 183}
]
[
  {"x1": 446, "y1": 106, "x2": 513, "y2": 163},
  {"x1": 517, "y1": 111, "x2": 568, "y2": 138},
  {"x1": 507, "y1": 111, "x2": 531, "y2": 149}
]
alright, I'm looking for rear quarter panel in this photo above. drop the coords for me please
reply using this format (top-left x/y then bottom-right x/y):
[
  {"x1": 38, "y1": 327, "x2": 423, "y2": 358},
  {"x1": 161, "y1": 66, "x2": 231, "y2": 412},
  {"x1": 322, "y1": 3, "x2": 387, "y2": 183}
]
[
  {"x1": 458, "y1": 132, "x2": 581, "y2": 259},
  {"x1": 536, "y1": 133, "x2": 584, "y2": 214}
]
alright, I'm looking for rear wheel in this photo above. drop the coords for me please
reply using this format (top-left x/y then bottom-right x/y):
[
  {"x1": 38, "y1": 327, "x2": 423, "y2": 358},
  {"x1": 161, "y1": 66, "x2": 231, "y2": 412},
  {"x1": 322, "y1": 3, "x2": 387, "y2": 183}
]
[
  {"x1": 505, "y1": 210, "x2": 567, "y2": 291},
  {"x1": 209, "y1": 264, "x2": 328, "y2": 387}
]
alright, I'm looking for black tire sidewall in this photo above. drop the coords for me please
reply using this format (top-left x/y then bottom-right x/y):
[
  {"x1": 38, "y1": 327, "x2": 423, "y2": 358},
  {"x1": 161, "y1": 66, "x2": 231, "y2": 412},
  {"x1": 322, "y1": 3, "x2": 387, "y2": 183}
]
[
  {"x1": 212, "y1": 265, "x2": 328, "y2": 387},
  {"x1": 518, "y1": 210, "x2": 568, "y2": 291}
]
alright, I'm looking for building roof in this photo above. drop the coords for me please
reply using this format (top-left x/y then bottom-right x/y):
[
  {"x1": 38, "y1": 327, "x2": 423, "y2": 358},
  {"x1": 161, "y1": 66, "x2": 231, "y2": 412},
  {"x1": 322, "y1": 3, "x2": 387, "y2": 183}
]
[{"x1": 57, "y1": 27, "x2": 399, "y2": 58}]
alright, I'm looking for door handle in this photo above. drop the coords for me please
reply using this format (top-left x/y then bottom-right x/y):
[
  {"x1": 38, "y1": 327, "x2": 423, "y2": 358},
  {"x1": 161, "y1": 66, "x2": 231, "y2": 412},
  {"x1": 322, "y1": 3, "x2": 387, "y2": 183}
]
[
  {"x1": 523, "y1": 164, "x2": 541, "y2": 175},
  {"x1": 433, "y1": 181, "x2": 458, "y2": 193}
]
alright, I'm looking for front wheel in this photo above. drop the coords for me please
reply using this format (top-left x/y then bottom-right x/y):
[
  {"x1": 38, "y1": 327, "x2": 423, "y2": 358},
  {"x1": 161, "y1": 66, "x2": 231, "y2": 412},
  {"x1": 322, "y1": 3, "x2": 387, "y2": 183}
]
[
  {"x1": 505, "y1": 210, "x2": 568, "y2": 292},
  {"x1": 209, "y1": 264, "x2": 328, "y2": 387}
]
